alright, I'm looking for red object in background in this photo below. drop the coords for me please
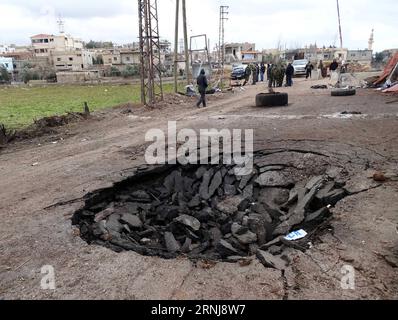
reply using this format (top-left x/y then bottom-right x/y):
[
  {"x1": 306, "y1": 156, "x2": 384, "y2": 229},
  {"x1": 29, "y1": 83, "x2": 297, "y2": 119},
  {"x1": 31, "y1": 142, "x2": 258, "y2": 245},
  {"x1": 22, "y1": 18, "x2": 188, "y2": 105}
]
[{"x1": 375, "y1": 53, "x2": 398, "y2": 85}]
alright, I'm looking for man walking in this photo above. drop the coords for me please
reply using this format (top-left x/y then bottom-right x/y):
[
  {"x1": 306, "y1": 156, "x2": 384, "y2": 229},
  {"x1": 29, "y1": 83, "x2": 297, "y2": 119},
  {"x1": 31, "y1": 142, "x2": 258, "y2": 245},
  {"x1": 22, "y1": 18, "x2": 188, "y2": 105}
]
[
  {"x1": 305, "y1": 61, "x2": 314, "y2": 79},
  {"x1": 285, "y1": 62, "x2": 294, "y2": 87},
  {"x1": 196, "y1": 69, "x2": 208, "y2": 108}
]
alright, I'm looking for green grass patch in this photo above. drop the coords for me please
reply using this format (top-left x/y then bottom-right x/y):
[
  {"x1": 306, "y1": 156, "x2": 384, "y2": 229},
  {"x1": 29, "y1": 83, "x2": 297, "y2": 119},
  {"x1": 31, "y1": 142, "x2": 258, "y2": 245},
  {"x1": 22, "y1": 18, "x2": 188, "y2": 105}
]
[{"x1": 0, "y1": 83, "x2": 179, "y2": 129}]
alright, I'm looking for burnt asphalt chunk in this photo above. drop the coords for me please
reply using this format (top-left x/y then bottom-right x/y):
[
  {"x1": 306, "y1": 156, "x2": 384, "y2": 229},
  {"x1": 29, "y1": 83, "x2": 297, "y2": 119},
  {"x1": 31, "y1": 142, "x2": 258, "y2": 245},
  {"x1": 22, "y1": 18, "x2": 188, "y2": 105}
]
[{"x1": 73, "y1": 156, "x2": 350, "y2": 264}]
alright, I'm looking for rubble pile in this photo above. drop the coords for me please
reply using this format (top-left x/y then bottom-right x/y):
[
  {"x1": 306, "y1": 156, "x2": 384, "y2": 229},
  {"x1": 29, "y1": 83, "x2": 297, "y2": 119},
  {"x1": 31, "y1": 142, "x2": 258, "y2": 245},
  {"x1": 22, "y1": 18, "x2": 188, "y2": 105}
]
[{"x1": 73, "y1": 153, "x2": 348, "y2": 269}]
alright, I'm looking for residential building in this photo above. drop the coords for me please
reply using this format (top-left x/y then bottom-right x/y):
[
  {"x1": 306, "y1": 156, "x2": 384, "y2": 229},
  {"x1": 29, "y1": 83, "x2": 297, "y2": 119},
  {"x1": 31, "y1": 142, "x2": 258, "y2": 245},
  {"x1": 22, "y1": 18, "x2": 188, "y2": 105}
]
[
  {"x1": 101, "y1": 49, "x2": 122, "y2": 66},
  {"x1": 30, "y1": 34, "x2": 83, "y2": 57},
  {"x1": 0, "y1": 45, "x2": 16, "y2": 54},
  {"x1": 120, "y1": 49, "x2": 140, "y2": 65},
  {"x1": 346, "y1": 49, "x2": 373, "y2": 64},
  {"x1": 224, "y1": 42, "x2": 256, "y2": 63},
  {"x1": 0, "y1": 57, "x2": 14, "y2": 73},
  {"x1": 52, "y1": 50, "x2": 93, "y2": 71}
]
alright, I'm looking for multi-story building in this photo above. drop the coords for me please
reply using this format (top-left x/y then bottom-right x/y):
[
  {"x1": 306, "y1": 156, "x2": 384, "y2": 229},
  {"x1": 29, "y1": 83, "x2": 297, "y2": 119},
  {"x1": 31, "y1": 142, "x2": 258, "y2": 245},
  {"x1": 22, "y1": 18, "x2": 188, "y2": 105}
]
[
  {"x1": 30, "y1": 34, "x2": 83, "y2": 57},
  {"x1": 224, "y1": 43, "x2": 256, "y2": 64}
]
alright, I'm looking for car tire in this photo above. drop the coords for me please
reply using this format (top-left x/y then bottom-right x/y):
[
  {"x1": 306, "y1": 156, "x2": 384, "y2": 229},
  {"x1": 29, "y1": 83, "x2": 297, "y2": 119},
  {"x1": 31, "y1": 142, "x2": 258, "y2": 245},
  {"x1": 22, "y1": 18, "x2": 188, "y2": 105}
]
[
  {"x1": 331, "y1": 88, "x2": 356, "y2": 97},
  {"x1": 255, "y1": 92, "x2": 288, "y2": 107}
]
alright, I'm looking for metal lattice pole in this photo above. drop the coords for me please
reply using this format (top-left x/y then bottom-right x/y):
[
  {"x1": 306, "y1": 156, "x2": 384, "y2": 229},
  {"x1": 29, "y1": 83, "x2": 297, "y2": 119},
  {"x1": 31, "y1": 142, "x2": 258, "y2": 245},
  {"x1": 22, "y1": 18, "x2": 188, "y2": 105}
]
[{"x1": 138, "y1": 0, "x2": 163, "y2": 106}]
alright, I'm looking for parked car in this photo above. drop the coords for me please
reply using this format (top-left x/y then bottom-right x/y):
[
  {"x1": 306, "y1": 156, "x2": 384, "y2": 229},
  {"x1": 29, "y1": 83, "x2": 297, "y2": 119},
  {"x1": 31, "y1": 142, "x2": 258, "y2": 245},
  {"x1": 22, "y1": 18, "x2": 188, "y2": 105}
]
[
  {"x1": 292, "y1": 59, "x2": 309, "y2": 76},
  {"x1": 231, "y1": 64, "x2": 247, "y2": 80}
]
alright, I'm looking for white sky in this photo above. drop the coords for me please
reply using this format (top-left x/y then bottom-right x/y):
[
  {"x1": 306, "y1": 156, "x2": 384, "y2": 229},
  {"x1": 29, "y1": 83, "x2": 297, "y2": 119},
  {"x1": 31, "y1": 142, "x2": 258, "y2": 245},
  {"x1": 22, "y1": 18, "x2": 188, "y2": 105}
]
[{"x1": 0, "y1": 0, "x2": 397, "y2": 52}]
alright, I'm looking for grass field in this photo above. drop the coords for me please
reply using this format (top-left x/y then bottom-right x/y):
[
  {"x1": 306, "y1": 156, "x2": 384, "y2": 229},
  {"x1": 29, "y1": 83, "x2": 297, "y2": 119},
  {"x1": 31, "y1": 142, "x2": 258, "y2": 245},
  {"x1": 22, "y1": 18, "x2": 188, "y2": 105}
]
[{"x1": 0, "y1": 83, "x2": 178, "y2": 129}]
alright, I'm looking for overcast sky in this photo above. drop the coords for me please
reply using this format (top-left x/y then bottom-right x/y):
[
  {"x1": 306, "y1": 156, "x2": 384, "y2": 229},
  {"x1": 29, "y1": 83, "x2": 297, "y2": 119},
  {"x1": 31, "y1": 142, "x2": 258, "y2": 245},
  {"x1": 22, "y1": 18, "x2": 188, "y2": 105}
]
[{"x1": 0, "y1": 0, "x2": 397, "y2": 52}]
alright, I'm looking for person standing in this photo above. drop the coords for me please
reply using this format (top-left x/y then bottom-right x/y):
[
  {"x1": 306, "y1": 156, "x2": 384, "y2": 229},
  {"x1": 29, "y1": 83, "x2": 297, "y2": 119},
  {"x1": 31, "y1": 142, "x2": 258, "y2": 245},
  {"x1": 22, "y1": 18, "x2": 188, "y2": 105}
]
[
  {"x1": 329, "y1": 59, "x2": 339, "y2": 82},
  {"x1": 243, "y1": 64, "x2": 251, "y2": 86},
  {"x1": 260, "y1": 63, "x2": 266, "y2": 82},
  {"x1": 252, "y1": 64, "x2": 258, "y2": 85},
  {"x1": 196, "y1": 69, "x2": 208, "y2": 108},
  {"x1": 318, "y1": 60, "x2": 324, "y2": 79},
  {"x1": 305, "y1": 62, "x2": 314, "y2": 79},
  {"x1": 285, "y1": 63, "x2": 294, "y2": 87},
  {"x1": 268, "y1": 64, "x2": 274, "y2": 88}
]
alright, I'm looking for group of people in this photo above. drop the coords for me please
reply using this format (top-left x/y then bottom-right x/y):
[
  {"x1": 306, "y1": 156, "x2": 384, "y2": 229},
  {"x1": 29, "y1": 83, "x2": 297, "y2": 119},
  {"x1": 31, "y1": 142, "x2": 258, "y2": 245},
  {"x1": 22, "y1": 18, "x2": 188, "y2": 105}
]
[{"x1": 195, "y1": 58, "x2": 344, "y2": 108}]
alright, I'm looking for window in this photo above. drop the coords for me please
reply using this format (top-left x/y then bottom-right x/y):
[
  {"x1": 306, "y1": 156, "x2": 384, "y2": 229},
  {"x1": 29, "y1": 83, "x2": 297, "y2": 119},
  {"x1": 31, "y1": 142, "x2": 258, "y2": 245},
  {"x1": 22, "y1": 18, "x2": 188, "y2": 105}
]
[
  {"x1": 69, "y1": 57, "x2": 73, "y2": 61},
  {"x1": 50, "y1": 39, "x2": 54, "y2": 42},
  {"x1": 126, "y1": 57, "x2": 130, "y2": 61},
  {"x1": 57, "y1": 58, "x2": 61, "y2": 62},
  {"x1": 40, "y1": 49, "x2": 45, "y2": 53},
  {"x1": 5, "y1": 63, "x2": 8, "y2": 67},
  {"x1": 44, "y1": 39, "x2": 49, "y2": 43},
  {"x1": 114, "y1": 57, "x2": 117, "y2": 61}
]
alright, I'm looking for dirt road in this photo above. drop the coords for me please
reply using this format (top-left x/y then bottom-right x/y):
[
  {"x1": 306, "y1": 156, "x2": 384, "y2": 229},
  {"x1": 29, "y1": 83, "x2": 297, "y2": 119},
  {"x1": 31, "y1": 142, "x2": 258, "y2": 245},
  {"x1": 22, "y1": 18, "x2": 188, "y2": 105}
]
[{"x1": 1, "y1": 77, "x2": 397, "y2": 299}]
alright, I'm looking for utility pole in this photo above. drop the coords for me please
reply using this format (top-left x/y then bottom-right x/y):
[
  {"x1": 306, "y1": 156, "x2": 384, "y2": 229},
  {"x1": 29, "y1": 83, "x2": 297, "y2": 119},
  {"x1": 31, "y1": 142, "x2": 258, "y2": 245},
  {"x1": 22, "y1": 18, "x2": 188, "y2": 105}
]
[
  {"x1": 336, "y1": 0, "x2": 343, "y2": 48},
  {"x1": 173, "y1": 0, "x2": 180, "y2": 93},
  {"x1": 173, "y1": 0, "x2": 191, "y2": 93},
  {"x1": 138, "y1": 0, "x2": 163, "y2": 106},
  {"x1": 182, "y1": 0, "x2": 190, "y2": 84},
  {"x1": 218, "y1": 5, "x2": 229, "y2": 87}
]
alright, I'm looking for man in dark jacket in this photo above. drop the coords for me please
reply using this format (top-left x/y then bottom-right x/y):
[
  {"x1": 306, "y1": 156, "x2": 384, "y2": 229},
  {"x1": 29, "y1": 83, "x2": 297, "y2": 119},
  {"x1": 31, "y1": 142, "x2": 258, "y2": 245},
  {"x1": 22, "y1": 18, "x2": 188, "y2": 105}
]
[
  {"x1": 305, "y1": 62, "x2": 314, "y2": 79},
  {"x1": 260, "y1": 63, "x2": 266, "y2": 82},
  {"x1": 285, "y1": 63, "x2": 294, "y2": 87},
  {"x1": 196, "y1": 69, "x2": 208, "y2": 108}
]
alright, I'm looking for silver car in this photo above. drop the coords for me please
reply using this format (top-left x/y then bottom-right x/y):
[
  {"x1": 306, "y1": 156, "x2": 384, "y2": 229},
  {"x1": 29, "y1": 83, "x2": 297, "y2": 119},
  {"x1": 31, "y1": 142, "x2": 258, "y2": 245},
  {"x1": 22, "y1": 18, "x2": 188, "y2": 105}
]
[{"x1": 292, "y1": 59, "x2": 309, "y2": 76}]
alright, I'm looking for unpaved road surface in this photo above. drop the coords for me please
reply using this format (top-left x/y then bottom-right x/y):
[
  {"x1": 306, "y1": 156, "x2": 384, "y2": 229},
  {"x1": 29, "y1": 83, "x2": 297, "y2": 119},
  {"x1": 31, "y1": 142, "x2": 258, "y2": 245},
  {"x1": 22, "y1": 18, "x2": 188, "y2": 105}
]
[{"x1": 1, "y1": 77, "x2": 398, "y2": 300}]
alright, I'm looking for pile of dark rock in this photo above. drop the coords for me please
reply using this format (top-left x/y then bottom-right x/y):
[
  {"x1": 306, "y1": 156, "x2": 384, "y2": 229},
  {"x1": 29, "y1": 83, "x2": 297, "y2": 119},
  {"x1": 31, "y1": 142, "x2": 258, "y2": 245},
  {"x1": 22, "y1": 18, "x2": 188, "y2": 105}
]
[{"x1": 73, "y1": 160, "x2": 348, "y2": 269}]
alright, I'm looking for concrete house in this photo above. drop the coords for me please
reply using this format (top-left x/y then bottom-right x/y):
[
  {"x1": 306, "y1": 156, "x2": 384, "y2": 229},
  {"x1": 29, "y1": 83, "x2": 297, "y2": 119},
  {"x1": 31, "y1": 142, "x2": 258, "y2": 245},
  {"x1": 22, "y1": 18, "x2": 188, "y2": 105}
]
[
  {"x1": 0, "y1": 57, "x2": 14, "y2": 73},
  {"x1": 347, "y1": 49, "x2": 373, "y2": 65},
  {"x1": 225, "y1": 42, "x2": 256, "y2": 64},
  {"x1": 30, "y1": 34, "x2": 83, "y2": 57},
  {"x1": 52, "y1": 50, "x2": 93, "y2": 71}
]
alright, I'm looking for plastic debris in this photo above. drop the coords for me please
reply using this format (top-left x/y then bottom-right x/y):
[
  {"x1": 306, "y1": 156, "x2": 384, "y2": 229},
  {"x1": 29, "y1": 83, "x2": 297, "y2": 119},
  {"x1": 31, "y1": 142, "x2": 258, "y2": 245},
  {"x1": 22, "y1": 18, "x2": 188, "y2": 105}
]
[{"x1": 284, "y1": 229, "x2": 308, "y2": 241}]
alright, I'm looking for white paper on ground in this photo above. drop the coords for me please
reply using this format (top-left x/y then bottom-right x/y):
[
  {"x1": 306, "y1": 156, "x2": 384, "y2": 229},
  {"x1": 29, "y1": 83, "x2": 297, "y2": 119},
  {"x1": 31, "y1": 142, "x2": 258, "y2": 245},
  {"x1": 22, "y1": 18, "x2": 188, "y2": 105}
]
[{"x1": 284, "y1": 229, "x2": 308, "y2": 241}]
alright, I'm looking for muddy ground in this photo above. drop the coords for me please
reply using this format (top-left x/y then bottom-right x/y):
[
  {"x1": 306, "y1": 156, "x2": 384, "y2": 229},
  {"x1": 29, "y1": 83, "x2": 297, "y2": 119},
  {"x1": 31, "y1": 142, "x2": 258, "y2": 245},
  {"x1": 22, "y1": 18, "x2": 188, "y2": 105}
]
[{"x1": 0, "y1": 77, "x2": 397, "y2": 300}]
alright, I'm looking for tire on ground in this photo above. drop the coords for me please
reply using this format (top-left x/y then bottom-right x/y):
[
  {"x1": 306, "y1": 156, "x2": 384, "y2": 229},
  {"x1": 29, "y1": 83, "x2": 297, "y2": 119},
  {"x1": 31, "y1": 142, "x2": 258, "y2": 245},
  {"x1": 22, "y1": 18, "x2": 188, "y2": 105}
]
[
  {"x1": 331, "y1": 88, "x2": 356, "y2": 97},
  {"x1": 255, "y1": 92, "x2": 288, "y2": 107}
]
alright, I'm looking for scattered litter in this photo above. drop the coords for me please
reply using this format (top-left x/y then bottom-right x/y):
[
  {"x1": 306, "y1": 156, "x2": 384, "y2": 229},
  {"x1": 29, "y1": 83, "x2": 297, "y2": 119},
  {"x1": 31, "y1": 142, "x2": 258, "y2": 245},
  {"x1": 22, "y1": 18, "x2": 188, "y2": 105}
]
[
  {"x1": 341, "y1": 111, "x2": 362, "y2": 115},
  {"x1": 32, "y1": 162, "x2": 39, "y2": 166},
  {"x1": 284, "y1": 230, "x2": 308, "y2": 241}
]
